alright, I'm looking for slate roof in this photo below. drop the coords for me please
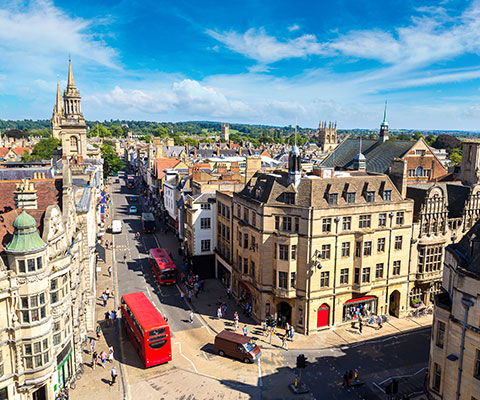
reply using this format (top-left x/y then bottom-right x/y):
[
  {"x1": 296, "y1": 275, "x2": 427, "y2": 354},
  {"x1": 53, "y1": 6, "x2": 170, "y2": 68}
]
[
  {"x1": 321, "y1": 138, "x2": 416, "y2": 173},
  {"x1": 192, "y1": 192, "x2": 216, "y2": 203},
  {"x1": 0, "y1": 167, "x2": 54, "y2": 180},
  {"x1": 239, "y1": 171, "x2": 405, "y2": 208},
  {"x1": 448, "y1": 219, "x2": 480, "y2": 278},
  {"x1": 162, "y1": 146, "x2": 185, "y2": 158}
]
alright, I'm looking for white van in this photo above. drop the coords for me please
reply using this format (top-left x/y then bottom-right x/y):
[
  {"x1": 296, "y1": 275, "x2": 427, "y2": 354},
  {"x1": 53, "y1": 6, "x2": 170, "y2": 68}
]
[{"x1": 112, "y1": 220, "x2": 122, "y2": 234}]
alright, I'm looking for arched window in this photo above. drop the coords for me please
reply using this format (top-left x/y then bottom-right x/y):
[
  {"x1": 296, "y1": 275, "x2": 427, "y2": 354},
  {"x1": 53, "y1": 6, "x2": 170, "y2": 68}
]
[
  {"x1": 70, "y1": 136, "x2": 78, "y2": 153},
  {"x1": 416, "y1": 166, "x2": 423, "y2": 177}
]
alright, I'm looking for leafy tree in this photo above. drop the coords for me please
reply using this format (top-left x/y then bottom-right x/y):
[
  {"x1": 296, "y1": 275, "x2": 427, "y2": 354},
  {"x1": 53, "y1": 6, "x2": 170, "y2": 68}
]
[
  {"x1": 426, "y1": 134, "x2": 436, "y2": 145},
  {"x1": 413, "y1": 132, "x2": 424, "y2": 141},
  {"x1": 431, "y1": 135, "x2": 461, "y2": 153},
  {"x1": 184, "y1": 137, "x2": 198, "y2": 146},
  {"x1": 449, "y1": 147, "x2": 462, "y2": 165},
  {"x1": 101, "y1": 142, "x2": 124, "y2": 178},
  {"x1": 140, "y1": 134, "x2": 153, "y2": 143},
  {"x1": 23, "y1": 137, "x2": 61, "y2": 160},
  {"x1": 108, "y1": 125, "x2": 123, "y2": 137},
  {"x1": 174, "y1": 136, "x2": 185, "y2": 145},
  {"x1": 396, "y1": 133, "x2": 413, "y2": 141}
]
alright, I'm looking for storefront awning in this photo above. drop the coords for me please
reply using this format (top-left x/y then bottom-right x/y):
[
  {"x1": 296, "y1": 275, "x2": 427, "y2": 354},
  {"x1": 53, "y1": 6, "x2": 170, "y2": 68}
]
[{"x1": 345, "y1": 296, "x2": 376, "y2": 305}]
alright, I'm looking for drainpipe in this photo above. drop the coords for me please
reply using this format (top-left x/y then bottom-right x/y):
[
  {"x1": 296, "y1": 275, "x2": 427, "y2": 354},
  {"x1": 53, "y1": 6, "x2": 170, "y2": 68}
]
[
  {"x1": 385, "y1": 212, "x2": 394, "y2": 316},
  {"x1": 306, "y1": 207, "x2": 314, "y2": 335},
  {"x1": 332, "y1": 217, "x2": 340, "y2": 326},
  {"x1": 456, "y1": 297, "x2": 474, "y2": 400}
]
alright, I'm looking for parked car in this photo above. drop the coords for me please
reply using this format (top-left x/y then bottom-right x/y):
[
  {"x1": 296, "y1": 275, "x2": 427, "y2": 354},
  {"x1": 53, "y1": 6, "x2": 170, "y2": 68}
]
[
  {"x1": 130, "y1": 196, "x2": 138, "y2": 202},
  {"x1": 214, "y1": 330, "x2": 261, "y2": 363},
  {"x1": 129, "y1": 206, "x2": 137, "y2": 214}
]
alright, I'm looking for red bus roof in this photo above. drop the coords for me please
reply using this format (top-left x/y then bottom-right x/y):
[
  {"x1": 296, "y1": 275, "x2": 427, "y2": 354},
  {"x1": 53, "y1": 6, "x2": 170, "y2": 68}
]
[
  {"x1": 150, "y1": 248, "x2": 175, "y2": 264},
  {"x1": 122, "y1": 292, "x2": 167, "y2": 331}
]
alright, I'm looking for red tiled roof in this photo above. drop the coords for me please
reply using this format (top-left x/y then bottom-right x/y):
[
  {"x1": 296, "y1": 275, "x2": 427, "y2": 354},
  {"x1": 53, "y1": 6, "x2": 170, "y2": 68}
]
[
  {"x1": 12, "y1": 147, "x2": 31, "y2": 156},
  {"x1": 0, "y1": 148, "x2": 9, "y2": 158},
  {"x1": 153, "y1": 158, "x2": 182, "y2": 179}
]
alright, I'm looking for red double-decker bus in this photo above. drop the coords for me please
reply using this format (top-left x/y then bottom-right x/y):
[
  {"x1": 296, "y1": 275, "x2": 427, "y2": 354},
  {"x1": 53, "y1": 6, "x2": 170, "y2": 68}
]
[
  {"x1": 120, "y1": 292, "x2": 172, "y2": 367},
  {"x1": 127, "y1": 175, "x2": 135, "y2": 189},
  {"x1": 150, "y1": 248, "x2": 177, "y2": 285}
]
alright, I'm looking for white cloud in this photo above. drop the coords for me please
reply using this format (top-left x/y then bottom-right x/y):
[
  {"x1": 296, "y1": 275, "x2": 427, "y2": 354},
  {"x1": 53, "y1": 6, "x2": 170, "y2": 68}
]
[
  {"x1": 206, "y1": 27, "x2": 326, "y2": 63},
  {"x1": 288, "y1": 24, "x2": 300, "y2": 32}
]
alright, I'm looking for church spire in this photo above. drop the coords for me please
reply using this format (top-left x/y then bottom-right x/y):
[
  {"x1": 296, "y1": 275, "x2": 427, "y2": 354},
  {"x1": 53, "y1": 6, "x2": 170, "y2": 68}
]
[
  {"x1": 379, "y1": 100, "x2": 389, "y2": 143},
  {"x1": 287, "y1": 120, "x2": 301, "y2": 187},
  {"x1": 382, "y1": 100, "x2": 388, "y2": 125},
  {"x1": 55, "y1": 80, "x2": 63, "y2": 113},
  {"x1": 67, "y1": 58, "x2": 76, "y2": 89}
]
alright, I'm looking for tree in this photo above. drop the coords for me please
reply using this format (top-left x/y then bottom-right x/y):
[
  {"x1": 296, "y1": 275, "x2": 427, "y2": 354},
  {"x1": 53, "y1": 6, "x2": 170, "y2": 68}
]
[
  {"x1": 101, "y1": 143, "x2": 124, "y2": 178},
  {"x1": 140, "y1": 134, "x2": 152, "y2": 143},
  {"x1": 413, "y1": 132, "x2": 424, "y2": 141},
  {"x1": 24, "y1": 137, "x2": 61, "y2": 160},
  {"x1": 108, "y1": 125, "x2": 123, "y2": 137},
  {"x1": 426, "y1": 134, "x2": 436, "y2": 145},
  {"x1": 449, "y1": 147, "x2": 462, "y2": 165},
  {"x1": 396, "y1": 133, "x2": 413, "y2": 141},
  {"x1": 431, "y1": 135, "x2": 461, "y2": 153}
]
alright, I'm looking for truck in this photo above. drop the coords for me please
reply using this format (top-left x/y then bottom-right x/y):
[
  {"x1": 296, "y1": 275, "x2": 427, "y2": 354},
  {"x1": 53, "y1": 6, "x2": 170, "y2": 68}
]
[
  {"x1": 142, "y1": 212, "x2": 156, "y2": 233},
  {"x1": 127, "y1": 175, "x2": 135, "y2": 189}
]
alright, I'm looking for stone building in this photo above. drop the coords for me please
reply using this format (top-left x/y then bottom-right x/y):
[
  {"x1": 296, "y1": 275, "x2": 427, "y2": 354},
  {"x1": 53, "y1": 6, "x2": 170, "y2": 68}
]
[
  {"x1": 224, "y1": 142, "x2": 414, "y2": 334},
  {"x1": 221, "y1": 123, "x2": 230, "y2": 142},
  {"x1": 317, "y1": 121, "x2": 337, "y2": 153},
  {"x1": 428, "y1": 218, "x2": 480, "y2": 399},
  {"x1": 215, "y1": 191, "x2": 233, "y2": 288}
]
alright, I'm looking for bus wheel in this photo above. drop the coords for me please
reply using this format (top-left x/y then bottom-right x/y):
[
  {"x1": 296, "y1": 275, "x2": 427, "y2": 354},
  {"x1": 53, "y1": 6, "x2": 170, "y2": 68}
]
[
  {"x1": 243, "y1": 357, "x2": 251, "y2": 364},
  {"x1": 218, "y1": 350, "x2": 225, "y2": 357}
]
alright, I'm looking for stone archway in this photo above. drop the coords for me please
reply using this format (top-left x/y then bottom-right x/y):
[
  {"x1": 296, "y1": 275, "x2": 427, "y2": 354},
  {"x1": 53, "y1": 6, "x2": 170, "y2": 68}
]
[
  {"x1": 277, "y1": 301, "x2": 292, "y2": 326},
  {"x1": 389, "y1": 290, "x2": 401, "y2": 317}
]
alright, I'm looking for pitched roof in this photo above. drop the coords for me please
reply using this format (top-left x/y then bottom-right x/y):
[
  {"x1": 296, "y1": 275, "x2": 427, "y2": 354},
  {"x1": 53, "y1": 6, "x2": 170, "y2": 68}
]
[
  {"x1": 153, "y1": 158, "x2": 182, "y2": 179},
  {"x1": 0, "y1": 167, "x2": 54, "y2": 181},
  {"x1": 12, "y1": 147, "x2": 31, "y2": 156},
  {"x1": 321, "y1": 138, "x2": 415, "y2": 173}
]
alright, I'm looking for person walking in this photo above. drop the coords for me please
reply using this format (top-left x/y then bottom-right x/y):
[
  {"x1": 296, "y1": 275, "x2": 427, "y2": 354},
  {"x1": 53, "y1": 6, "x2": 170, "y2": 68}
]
[
  {"x1": 348, "y1": 370, "x2": 353, "y2": 389},
  {"x1": 189, "y1": 311, "x2": 194, "y2": 324},
  {"x1": 92, "y1": 351, "x2": 98, "y2": 370},
  {"x1": 243, "y1": 325, "x2": 248, "y2": 336},
  {"x1": 282, "y1": 333, "x2": 289, "y2": 351},
  {"x1": 222, "y1": 303, "x2": 227, "y2": 317},
  {"x1": 110, "y1": 310, "x2": 116, "y2": 325},
  {"x1": 377, "y1": 315, "x2": 383, "y2": 330},
  {"x1": 100, "y1": 351, "x2": 107, "y2": 368},
  {"x1": 343, "y1": 370, "x2": 349, "y2": 389},
  {"x1": 234, "y1": 311, "x2": 239, "y2": 330},
  {"x1": 226, "y1": 287, "x2": 231, "y2": 299},
  {"x1": 290, "y1": 326, "x2": 295, "y2": 342},
  {"x1": 123, "y1": 253, "x2": 127, "y2": 263},
  {"x1": 217, "y1": 307, "x2": 222, "y2": 319},
  {"x1": 105, "y1": 311, "x2": 110, "y2": 327},
  {"x1": 180, "y1": 291, "x2": 184, "y2": 302},
  {"x1": 90, "y1": 338, "x2": 95, "y2": 353},
  {"x1": 359, "y1": 318, "x2": 363, "y2": 335},
  {"x1": 110, "y1": 367, "x2": 117, "y2": 386},
  {"x1": 108, "y1": 266, "x2": 112, "y2": 277},
  {"x1": 96, "y1": 325, "x2": 102, "y2": 339},
  {"x1": 108, "y1": 346, "x2": 114, "y2": 363}
]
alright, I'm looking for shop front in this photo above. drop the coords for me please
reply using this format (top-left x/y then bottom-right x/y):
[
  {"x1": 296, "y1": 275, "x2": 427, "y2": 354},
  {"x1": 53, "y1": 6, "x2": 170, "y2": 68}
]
[
  {"x1": 56, "y1": 342, "x2": 73, "y2": 392},
  {"x1": 342, "y1": 296, "x2": 377, "y2": 322},
  {"x1": 216, "y1": 258, "x2": 232, "y2": 289},
  {"x1": 238, "y1": 281, "x2": 253, "y2": 314}
]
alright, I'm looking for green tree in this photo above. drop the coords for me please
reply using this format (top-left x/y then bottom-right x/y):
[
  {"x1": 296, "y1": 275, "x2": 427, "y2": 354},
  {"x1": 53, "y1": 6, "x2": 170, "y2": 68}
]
[
  {"x1": 449, "y1": 147, "x2": 462, "y2": 165},
  {"x1": 426, "y1": 134, "x2": 436, "y2": 145},
  {"x1": 396, "y1": 133, "x2": 413, "y2": 141},
  {"x1": 101, "y1": 143, "x2": 124, "y2": 178},
  {"x1": 140, "y1": 134, "x2": 153, "y2": 143},
  {"x1": 23, "y1": 137, "x2": 61, "y2": 160},
  {"x1": 413, "y1": 131, "x2": 424, "y2": 141},
  {"x1": 109, "y1": 125, "x2": 123, "y2": 137}
]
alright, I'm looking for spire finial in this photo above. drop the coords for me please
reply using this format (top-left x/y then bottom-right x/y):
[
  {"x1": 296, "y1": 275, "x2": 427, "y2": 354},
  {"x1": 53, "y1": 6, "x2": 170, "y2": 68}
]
[
  {"x1": 67, "y1": 58, "x2": 76, "y2": 88},
  {"x1": 383, "y1": 100, "x2": 388, "y2": 124}
]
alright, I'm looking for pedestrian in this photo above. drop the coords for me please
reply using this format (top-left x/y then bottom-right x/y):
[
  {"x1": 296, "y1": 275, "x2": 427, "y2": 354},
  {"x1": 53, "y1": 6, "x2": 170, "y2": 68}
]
[
  {"x1": 226, "y1": 287, "x2": 231, "y2": 299},
  {"x1": 377, "y1": 315, "x2": 383, "y2": 330},
  {"x1": 110, "y1": 310, "x2": 116, "y2": 324},
  {"x1": 90, "y1": 338, "x2": 95, "y2": 353},
  {"x1": 222, "y1": 303, "x2": 227, "y2": 317},
  {"x1": 105, "y1": 311, "x2": 110, "y2": 327},
  {"x1": 189, "y1": 311, "x2": 194, "y2": 324},
  {"x1": 105, "y1": 240, "x2": 109, "y2": 249},
  {"x1": 110, "y1": 367, "x2": 117, "y2": 386},
  {"x1": 290, "y1": 326, "x2": 295, "y2": 342},
  {"x1": 359, "y1": 318, "x2": 363, "y2": 335},
  {"x1": 282, "y1": 333, "x2": 288, "y2": 351},
  {"x1": 123, "y1": 253, "x2": 127, "y2": 263},
  {"x1": 105, "y1": 288, "x2": 110, "y2": 298},
  {"x1": 348, "y1": 370, "x2": 353, "y2": 388},
  {"x1": 92, "y1": 351, "x2": 98, "y2": 370},
  {"x1": 343, "y1": 370, "x2": 349, "y2": 389},
  {"x1": 217, "y1": 307, "x2": 222, "y2": 319},
  {"x1": 187, "y1": 290, "x2": 193, "y2": 303},
  {"x1": 100, "y1": 351, "x2": 107, "y2": 368},
  {"x1": 102, "y1": 293, "x2": 108, "y2": 307},
  {"x1": 243, "y1": 325, "x2": 248, "y2": 336},
  {"x1": 108, "y1": 266, "x2": 112, "y2": 277},
  {"x1": 354, "y1": 368, "x2": 359, "y2": 381},
  {"x1": 108, "y1": 346, "x2": 114, "y2": 363},
  {"x1": 96, "y1": 325, "x2": 102, "y2": 338},
  {"x1": 194, "y1": 282, "x2": 199, "y2": 298},
  {"x1": 180, "y1": 291, "x2": 184, "y2": 302},
  {"x1": 84, "y1": 334, "x2": 88, "y2": 346}
]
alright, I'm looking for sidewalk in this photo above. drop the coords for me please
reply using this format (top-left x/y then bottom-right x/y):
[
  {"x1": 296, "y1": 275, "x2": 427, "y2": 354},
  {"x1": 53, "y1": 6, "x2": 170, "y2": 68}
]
[{"x1": 72, "y1": 186, "x2": 124, "y2": 400}]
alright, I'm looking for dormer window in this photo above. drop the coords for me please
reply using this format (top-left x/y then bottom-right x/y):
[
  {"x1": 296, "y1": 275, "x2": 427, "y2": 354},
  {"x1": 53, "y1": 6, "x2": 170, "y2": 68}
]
[
  {"x1": 346, "y1": 192, "x2": 356, "y2": 204},
  {"x1": 284, "y1": 193, "x2": 296, "y2": 205},
  {"x1": 328, "y1": 193, "x2": 338, "y2": 205},
  {"x1": 383, "y1": 190, "x2": 392, "y2": 201},
  {"x1": 366, "y1": 191, "x2": 375, "y2": 203}
]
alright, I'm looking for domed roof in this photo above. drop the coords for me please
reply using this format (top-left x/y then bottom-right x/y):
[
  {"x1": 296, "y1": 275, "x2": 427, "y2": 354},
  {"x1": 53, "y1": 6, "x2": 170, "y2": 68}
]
[
  {"x1": 354, "y1": 152, "x2": 366, "y2": 161},
  {"x1": 7, "y1": 210, "x2": 46, "y2": 253}
]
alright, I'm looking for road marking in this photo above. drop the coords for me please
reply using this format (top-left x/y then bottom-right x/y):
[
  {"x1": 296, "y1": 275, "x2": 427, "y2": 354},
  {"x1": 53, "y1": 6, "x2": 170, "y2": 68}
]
[
  {"x1": 175, "y1": 341, "x2": 198, "y2": 373},
  {"x1": 257, "y1": 358, "x2": 263, "y2": 387}
]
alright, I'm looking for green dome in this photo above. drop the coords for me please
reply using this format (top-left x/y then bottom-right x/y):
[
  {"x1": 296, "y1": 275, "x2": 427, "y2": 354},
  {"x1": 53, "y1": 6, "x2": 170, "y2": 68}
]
[{"x1": 7, "y1": 210, "x2": 46, "y2": 253}]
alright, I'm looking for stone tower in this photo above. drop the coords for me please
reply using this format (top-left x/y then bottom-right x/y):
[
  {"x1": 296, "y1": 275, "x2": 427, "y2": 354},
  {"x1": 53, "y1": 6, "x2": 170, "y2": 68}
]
[
  {"x1": 221, "y1": 123, "x2": 230, "y2": 142},
  {"x1": 318, "y1": 121, "x2": 337, "y2": 152},
  {"x1": 379, "y1": 100, "x2": 389, "y2": 143},
  {"x1": 51, "y1": 60, "x2": 88, "y2": 160},
  {"x1": 458, "y1": 140, "x2": 480, "y2": 186}
]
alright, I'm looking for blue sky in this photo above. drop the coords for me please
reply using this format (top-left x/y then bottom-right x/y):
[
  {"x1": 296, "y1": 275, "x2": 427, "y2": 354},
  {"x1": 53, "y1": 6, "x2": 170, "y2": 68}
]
[{"x1": 2, "y1": 0, "x2": 480, "y2": 130}]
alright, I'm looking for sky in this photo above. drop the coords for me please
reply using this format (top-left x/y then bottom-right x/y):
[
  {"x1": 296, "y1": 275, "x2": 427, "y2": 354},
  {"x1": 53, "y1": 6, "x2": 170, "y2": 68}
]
[{"x1": 2, "y1": 0, "x2": 480, "y2": 130}]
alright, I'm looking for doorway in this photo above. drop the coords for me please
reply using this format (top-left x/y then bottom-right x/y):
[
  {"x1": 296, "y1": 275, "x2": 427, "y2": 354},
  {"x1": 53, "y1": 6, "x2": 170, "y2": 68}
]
[
  {"x1": 389, "y1": 290, "x2": 401, "y2": 317},
  {"x1": 277, "y1": 302, "x2": 292, "y2": 327},
  {"x1": 32, "y1": 385, "x2": 47, "y2": 400},
  {"x1": 317, "y1": 304, "x2": 330, "y2": 328}
]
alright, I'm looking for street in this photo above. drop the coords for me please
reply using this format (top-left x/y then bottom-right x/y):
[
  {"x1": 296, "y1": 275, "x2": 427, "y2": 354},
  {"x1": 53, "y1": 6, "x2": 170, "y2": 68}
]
[{"x1": 105, "y1": 171, "x2": 431, "y2": 400}]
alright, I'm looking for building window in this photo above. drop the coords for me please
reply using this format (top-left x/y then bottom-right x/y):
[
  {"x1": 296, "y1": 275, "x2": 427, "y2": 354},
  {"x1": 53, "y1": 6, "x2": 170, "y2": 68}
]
[
  {"x1": 408, "y1": 169, "x2": 415, "y2": 177},
  {"x1": 201, "y1": 203, "x2": 211, "y2": 210},
  {"x1": 28, "y1": 259, "x2": 35, "y2": 272},
  {"x1": 24, "y1": 339, "x2": 49, "y2": 370},
  {"x1": 0, "y1": 350, "x2": 3, "y2": 378},
  {"x1": 278, "y1": 272, "x2": 287, "y2": 289},
  {"x1": 346, "y1": 192, "x2": 356, "y2": 204},
  {"x1": 243, "y1": 258, "x2": 249, "y2": 274},
  {"x1": 375, "y1": 263, "x2": 384, "y2": 278},
  {"x1": 200, "y1": 218, "x2": 211, "y2": 229},
  {"x1": 283, "y1": 217, "x2": 292, "y2": 232},
  {"x1": 237, "y1": 229, "x2": 241, "y2": 245},
  {"x1": 436, "y1": 321, "x2": 445, "y2": 349},
  {"x1": 377, "y1": 238, "x2": 385, "y2": 253},
  {"x1": 322, "y1": 218, "x2": 332, "y2": 233},
  {"x1": 328, "y1": 193, "x2": 338, "y2": 205},
  {"x1": 363, "y1": 241, "x2": 372, "y2": 256},
  {"x1": 396, "y1": 212, "x2": 404, "y2": 225},
  {"x1": 320, "y1": 271, "x2": 330, "y2": 287},
  {"x1": 341, "y1": 242, "x2": 350, "y2": 257},
  {"x1": 418, "y1": 246, "x2": 443, "y2": 273},
  {"x1": 226, "y1": 207, "x2": 230, "y2": 219},
  {"x1": 251, "y1": 235, "x2": 256, "y2": 251},
  {"x1": 298, "y1": 308, "x2": 303, "y2": 325},
  {"x1": 243, "y1": 234, "x2": 249, "y2": 249},
  {"x1": 355, "y1": 241, "x2": 362, "y2": 257},
  {"x1": 359, "y1": 215, "x2": 371, "y2": 228},
  {"x1": 432, "y1": 363, "x2": 441, "y2": 392},
  {"x1": 275, "y1": 216, "x2": 280, "y2": 230},
  {"x1": 340, "y1": 268, "x2": 349, "y2": 284},
  {"x1": 354, "y1": 268, "x2": 360, "y2": 284},
  {"x1": 366, "y1": 191, "x2": 375, "y2": 202},
  {"x1": 201, "y1": 240, "x2": 211, "y2": 252},
  {"x1": 237, "y1": 205, "x2": 241, "y2": 217},
  {"x1": 290, "y1": 272, "x2": 296, "y2": 288},
  {"x1": 50, "y1": 275, "x2": 68, "y2": 305},
  {"x1": 394, "y1": 236, "x2": 403, "y2": 250},
  {"x1": 284, "y1": 193, "x2": 296, "y2": 204},
  {"x1": 279, "y1": 244, "x2": 289, "y2": 261},
  {"x1": 393, "y1": 260, "x2": 401, "y2": 275},
  {"x1": 19, "y1": 292, "x2": 47, "y2": 323},
  {"x1": 416, "y1": 150, "x2": 426, "y2": 156},
  {"x1": 320, "y1": 244, "x2": 331, "y2": 260},
  {"x1": 18, "y1": 259, "x2": 25, "y2": 273},
  {"x1": 295, "y1": 217, "x2": 299, "y2": 233},
  {"x1": 474, "y1": 349, "x2": 480, "y2": 379},
  {"x1": 379, "y1": 213, "x2": 387, "y2": 227},
  {"x1": 342, "y1": 216, "x2": 351, "y2": 231},
  {"x1": 362, "y1": 267, "x2": 371, "y2": 283},
  {"x1": 252, "y1": 212, "x2": 256, "y2": 227},
  {"x1": 291, "y1": 245, "x2": 297, "y2": 260},
  {"x1": 383, "y1": 190, "x2": 392, "y2": 201},
  {"x1": 243, "y1": 208, "x2": 249, "y2": 221}
]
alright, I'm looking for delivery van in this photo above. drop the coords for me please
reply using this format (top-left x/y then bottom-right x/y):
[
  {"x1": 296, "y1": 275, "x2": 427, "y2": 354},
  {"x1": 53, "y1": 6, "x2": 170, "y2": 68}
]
[
  {"x1": 112, "y1": 220, "x2": 122, "y2": 234},
  {"x1": 214, "y1": 330, "x2": 261, "y2": 363}
]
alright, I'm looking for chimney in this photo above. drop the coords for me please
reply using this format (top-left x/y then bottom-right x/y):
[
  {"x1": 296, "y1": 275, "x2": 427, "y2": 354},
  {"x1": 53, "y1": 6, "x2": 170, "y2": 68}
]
[
  {"x1": 312, "y1": 167, "x2": 333, "y2": 178},
  {"x1": 245, "y1": 156, "x2": 261, "y2": 183},
  {"x1": 14, "y1": 179, "x2": 38, "y2": 210},
  {"x1": 389, "y1": 158, "x2": 407, "y2": 198}
]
